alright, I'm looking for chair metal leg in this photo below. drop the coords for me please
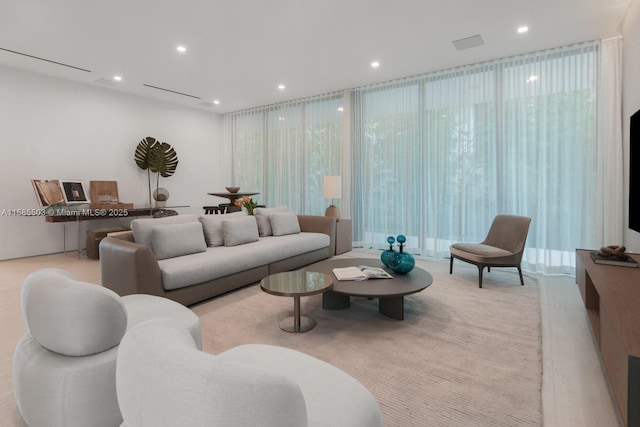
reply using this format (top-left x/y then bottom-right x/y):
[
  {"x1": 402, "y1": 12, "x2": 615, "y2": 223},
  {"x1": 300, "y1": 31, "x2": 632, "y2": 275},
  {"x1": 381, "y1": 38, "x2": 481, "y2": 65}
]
[
  {"x1": 449, "y1": 256, "x2": 454, "y2": 274},
  {"x1": 478, "y1": 266, "x2": 483, "y2": 288},
  {"x1": 517, "y1": 266, "x2": 525, "y2": 286}
]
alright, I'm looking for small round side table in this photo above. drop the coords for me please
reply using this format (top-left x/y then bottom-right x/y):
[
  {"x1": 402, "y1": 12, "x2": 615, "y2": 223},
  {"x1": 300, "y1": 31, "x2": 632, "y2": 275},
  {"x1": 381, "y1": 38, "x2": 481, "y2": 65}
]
[{"x1": 260, "y1": 271, "x2": 333, "y2": 333}]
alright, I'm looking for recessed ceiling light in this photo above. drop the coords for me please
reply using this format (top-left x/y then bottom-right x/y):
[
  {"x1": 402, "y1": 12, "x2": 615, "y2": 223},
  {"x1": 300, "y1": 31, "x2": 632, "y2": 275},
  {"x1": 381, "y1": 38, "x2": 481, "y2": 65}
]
[
  {"x1": 517, "y1": 26, "x2": 529, "y2": 34},
  {"x1": 371, "y1": 61, "x2": 380, "y2": 68},
  {"x1": 213, "y1": 100, "x2": 220, "y2": 105},
  {"x1": 176, "y1": 45, "x2": 187, "y2": 53},
  {"x1": 278, "y1": 84, "x2": 286, "y2": 90},
  {"x1": 337, "y1": 107, "x2": 344, "y2": 112},
  {"x1": 113, "y1": 75, "x2": 122, "y2": 81}
]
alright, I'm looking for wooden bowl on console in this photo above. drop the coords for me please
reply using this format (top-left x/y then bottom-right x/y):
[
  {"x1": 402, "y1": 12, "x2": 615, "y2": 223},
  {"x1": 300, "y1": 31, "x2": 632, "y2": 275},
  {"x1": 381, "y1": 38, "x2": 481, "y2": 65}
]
[{"x1": 225, "y1": 186, "x2": 240, "y2": 193}]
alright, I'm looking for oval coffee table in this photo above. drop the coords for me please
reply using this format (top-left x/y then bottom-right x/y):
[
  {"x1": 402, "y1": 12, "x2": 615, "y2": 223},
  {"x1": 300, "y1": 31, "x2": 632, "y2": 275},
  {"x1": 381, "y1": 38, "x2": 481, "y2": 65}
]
[
  {"x1": 260, "y1": 271, "x2": 333, "y2": 333},
  {"x1": 305, "y1": 258, "x2": 433, "y2": 320}
]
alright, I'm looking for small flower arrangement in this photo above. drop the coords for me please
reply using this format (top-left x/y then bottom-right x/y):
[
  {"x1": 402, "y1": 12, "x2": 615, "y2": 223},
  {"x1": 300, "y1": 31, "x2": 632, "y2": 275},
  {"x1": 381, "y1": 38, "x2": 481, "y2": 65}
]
[{"x1": 234, "y1": 196, "x2": 258, "y2": 215}]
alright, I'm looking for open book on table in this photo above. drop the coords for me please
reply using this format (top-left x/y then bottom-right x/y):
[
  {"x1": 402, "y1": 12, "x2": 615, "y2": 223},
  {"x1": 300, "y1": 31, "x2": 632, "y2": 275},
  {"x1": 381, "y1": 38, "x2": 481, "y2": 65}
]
[{"x1": 332, "y1": 265, "x2": 393, "y2": 281}]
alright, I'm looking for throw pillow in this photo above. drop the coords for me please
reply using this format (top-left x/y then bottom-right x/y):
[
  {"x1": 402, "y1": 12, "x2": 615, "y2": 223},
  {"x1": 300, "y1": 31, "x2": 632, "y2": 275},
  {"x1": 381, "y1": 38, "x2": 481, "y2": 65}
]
[
  {"x1": 222, "y1": 215, "x2": 259, "y2": 246},
  {"x1": 270, "y1": 212, "x2": 301, "y2": 236},
  {"x1": 151, "y1": 222, "x2": 207, "y2": 260},
  {"x1": 254, "y1": 206, "x2": 289, "y2": 236},
  {"x1": 198, "y1": 211, "x2": 246, "y2": 247},
  {"x1": 131, "y1": 214, "x2": 199, "y2": 248}
]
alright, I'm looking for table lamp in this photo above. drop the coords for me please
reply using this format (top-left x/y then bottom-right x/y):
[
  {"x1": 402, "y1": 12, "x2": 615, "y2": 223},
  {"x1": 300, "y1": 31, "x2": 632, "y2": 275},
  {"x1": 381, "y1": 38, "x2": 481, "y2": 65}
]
[{"x1": 323, "y1": 175, "x2": 342, "y2": 220}]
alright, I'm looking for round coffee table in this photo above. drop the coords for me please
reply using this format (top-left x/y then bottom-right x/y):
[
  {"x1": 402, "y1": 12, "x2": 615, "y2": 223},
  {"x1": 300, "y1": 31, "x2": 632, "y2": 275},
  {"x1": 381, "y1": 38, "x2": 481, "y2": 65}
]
[
  {"x1": 305, "y1": 258, "x2": 433, "y2": 320},
  {"x1": 260, "y1": 271, "x2": 333, "y2": 333}
]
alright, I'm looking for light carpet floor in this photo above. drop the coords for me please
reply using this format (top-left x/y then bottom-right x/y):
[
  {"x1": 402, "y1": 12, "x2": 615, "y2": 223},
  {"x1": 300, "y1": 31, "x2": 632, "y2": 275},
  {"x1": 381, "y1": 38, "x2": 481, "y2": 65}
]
[{"x1": 191, "y1": 253, "x2": 542, "y2": 427}]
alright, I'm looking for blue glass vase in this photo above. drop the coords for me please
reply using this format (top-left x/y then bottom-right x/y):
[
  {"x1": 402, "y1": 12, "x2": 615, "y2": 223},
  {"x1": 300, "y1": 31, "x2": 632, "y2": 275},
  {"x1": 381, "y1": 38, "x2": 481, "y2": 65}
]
[
  {"x1": 389, "y1": 252, "x2": 415, "y2": 274},
  {"x1": 381, "y1": 236, "x2": 396, "y2": 267},
  {"x1": 388, "y1": 235, "x2": 415, "y2": 274}
]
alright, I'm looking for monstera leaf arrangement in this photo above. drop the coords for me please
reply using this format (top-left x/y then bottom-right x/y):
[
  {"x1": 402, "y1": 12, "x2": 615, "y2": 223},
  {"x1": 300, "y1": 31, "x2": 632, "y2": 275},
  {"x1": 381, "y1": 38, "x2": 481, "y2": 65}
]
[{"x1": 134, "y1": 136, "x2": 179, "y2": 206}]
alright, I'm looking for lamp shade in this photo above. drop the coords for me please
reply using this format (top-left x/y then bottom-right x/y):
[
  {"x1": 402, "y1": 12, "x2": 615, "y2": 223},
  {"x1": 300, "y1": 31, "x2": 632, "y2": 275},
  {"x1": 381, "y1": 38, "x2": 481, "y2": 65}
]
[{"x1": 323, "y1": 176, "x2": 342, "y2": 199}]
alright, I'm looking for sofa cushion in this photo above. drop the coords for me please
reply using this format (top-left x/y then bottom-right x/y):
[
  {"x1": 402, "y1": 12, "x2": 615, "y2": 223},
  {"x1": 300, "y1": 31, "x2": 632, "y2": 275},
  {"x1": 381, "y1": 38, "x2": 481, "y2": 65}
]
[
  {"x1": 270, "y1": 212, "x2": 301, "y2": 236},
  {"x1": 222, "y1": 215, "x2": 260, "y2": 246},
  {"x1": 151, "y1": 222, "x2": 207, "y2": 260},
  {"x1": 254, "y1": 206, "x2": 289, "y2": 236},
  {"x1": 199, "y1": 212, "x2": 246, "y2": 247},
  {"x1": 131, "y1": 214, "x2": 199, "y2": 248},
  {"x1": 158, "y1": 232, "x2": 330, "y2": 290}
]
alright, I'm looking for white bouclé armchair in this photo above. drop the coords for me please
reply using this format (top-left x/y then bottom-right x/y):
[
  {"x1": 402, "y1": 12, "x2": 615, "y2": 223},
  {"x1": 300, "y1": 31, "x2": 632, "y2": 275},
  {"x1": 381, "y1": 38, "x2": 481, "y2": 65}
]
[
  {"x1": 117, "y1": 318, "x2": 384, "y2": 427},
  {"x1": 13, "y1": 269, "x2": 201, "y2": 427}
]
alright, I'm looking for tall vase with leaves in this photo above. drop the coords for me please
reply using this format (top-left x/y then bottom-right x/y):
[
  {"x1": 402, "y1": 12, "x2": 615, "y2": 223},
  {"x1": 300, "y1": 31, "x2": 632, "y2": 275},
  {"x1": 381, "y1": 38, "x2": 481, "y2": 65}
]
[{"x1": 134, "y1": 136, "x2": 179, "y2": 206}]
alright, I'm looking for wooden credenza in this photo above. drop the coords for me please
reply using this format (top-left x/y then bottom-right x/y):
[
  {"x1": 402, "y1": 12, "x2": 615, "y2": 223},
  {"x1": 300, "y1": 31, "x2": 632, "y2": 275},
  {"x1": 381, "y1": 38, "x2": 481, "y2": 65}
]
[{"x1": 576, "y1": 249, "x2": 640, "y2": 426}]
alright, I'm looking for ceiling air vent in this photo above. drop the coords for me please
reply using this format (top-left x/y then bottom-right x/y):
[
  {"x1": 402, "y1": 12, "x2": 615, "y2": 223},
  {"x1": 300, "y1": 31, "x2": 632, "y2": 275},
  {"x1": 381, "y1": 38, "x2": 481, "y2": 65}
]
[{"x1": 452, "y1": 34, "x2": 484, "y2": 51}]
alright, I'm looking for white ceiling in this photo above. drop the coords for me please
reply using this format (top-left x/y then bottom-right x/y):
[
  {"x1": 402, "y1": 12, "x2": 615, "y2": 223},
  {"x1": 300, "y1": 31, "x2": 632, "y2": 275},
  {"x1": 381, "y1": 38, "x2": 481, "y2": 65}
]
[{"x1": 0, "y1": 0, "x2": 632, "y2": 114}]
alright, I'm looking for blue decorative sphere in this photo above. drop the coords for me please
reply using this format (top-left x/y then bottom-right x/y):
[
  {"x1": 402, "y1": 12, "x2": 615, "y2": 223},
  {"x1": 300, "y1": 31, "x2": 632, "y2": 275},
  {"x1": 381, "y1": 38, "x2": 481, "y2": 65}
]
[
  {"x1": 396, "y1": 234, "x2": 406, "y2": 244},
  {"x1": 387, "y1": 236, "x2": 396, "y2": 245}
]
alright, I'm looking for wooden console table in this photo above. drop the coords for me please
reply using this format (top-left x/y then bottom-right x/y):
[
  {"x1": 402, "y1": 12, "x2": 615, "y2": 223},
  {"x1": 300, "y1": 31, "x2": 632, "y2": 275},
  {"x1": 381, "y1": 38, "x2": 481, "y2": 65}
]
[{"x1": 576, "y1": 249, "x2": 640, "y2": 426}]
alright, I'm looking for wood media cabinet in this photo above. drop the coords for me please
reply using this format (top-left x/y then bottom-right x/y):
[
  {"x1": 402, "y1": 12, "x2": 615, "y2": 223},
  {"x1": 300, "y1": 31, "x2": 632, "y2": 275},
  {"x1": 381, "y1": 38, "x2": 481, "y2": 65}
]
[{"x1": 576, "y1": 249, "x2": 640, "y2": 426}]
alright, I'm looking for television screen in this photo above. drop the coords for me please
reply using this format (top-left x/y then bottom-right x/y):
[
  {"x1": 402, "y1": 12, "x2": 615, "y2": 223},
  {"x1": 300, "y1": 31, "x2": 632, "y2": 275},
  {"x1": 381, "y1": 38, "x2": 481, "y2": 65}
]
[{"x1": 630, "y1": 109, "x2": 640, "y2": 233}]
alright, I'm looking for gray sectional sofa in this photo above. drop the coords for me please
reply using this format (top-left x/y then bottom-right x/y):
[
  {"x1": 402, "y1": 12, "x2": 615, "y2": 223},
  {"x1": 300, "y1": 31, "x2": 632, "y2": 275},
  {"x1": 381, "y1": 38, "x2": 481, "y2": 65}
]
[{"x1": 99, "y1": 209, "x2": 336, "y2": 306}]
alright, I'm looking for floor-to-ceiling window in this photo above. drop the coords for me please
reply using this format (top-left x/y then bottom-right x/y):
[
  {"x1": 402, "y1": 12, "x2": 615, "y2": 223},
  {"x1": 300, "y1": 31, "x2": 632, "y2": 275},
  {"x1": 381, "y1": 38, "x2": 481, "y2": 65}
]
[
  {"x1": 227, "y1": 95, "x2": 343, "y2": 213},
  {"x1": 499, "y1": 45, "x2": 598, "y2": 271},
  {"x1": 225, "y1": 41, "x2": 599, "y2": 274},
  {"x1": 352, "y1": 82, "x2": 422, "y2": 249}
]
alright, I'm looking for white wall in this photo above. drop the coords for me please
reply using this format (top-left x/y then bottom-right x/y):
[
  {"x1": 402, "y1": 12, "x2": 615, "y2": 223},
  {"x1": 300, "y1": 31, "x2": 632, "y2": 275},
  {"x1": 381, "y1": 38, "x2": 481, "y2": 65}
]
[
  {"x1": 622, "y1": 0, "x2": 640, "y2": 252},
  {"x1": 0, "y1": 64, "x2": 225, "y2": 260}
]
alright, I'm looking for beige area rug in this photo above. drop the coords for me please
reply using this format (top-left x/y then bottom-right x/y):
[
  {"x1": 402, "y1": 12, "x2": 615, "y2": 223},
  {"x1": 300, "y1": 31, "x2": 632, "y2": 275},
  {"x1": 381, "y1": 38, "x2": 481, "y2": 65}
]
[{"x1": 191, "y1": 252, "x2": 542, "y2": 426}]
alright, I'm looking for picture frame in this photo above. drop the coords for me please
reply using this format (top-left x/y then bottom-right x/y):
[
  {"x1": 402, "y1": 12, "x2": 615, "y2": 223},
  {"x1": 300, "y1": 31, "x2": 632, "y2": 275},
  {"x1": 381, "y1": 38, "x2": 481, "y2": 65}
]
[
  {"x1": 31, "y1": 179, "x2": 66, "y2": 207},
  {"x1": 89, "y1": 180, "x2": 119, "y2": 204},
  {"x1": 60, "y1": 180, "x2": 90, "y2": 204}
]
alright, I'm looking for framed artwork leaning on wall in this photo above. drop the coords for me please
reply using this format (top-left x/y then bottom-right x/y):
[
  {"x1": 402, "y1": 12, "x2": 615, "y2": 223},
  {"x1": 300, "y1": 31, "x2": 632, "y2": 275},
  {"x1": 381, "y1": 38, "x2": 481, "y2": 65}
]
[
  {"x1": 60, "y1": 180, "x2": 90, "y2": 204},
  {"x1": 31, "y1": 179, "x2": 65, "y2": 207}
]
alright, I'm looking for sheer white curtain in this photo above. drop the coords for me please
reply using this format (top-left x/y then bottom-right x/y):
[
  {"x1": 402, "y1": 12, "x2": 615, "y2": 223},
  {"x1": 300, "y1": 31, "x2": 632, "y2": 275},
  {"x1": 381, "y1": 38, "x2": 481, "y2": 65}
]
[
  {"x1": 353, "y1": 42, "x2": 599, "y2": 274},
  {"x1": 500, "y1": 44, "x2": 598, "y2": 272},
  {"x1": 597, "y1": 36, "x2": 624, "y2": 245},
  {"x1": 422, "y1": 64, "x2": 497, "y2": 255},
  {"x1": 224, "y1": 94, "x2": 343, "y2": 213},
  {"x1": 351, "y1": 81, "x2": 422, "y2": 249},
  {"x1": 225, "y1": 110, "x2": 264, "y2": 201},
  {"x1": 226, "y1": 41, "x2": 602, "y2": 274}
]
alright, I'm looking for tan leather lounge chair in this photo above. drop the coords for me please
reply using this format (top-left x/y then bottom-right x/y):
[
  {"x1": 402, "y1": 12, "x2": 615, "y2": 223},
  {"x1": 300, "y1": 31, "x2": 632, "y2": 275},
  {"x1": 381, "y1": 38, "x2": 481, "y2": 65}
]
[{"x1": 449, "y1": 215, "x2": 531, "y2": 288}]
